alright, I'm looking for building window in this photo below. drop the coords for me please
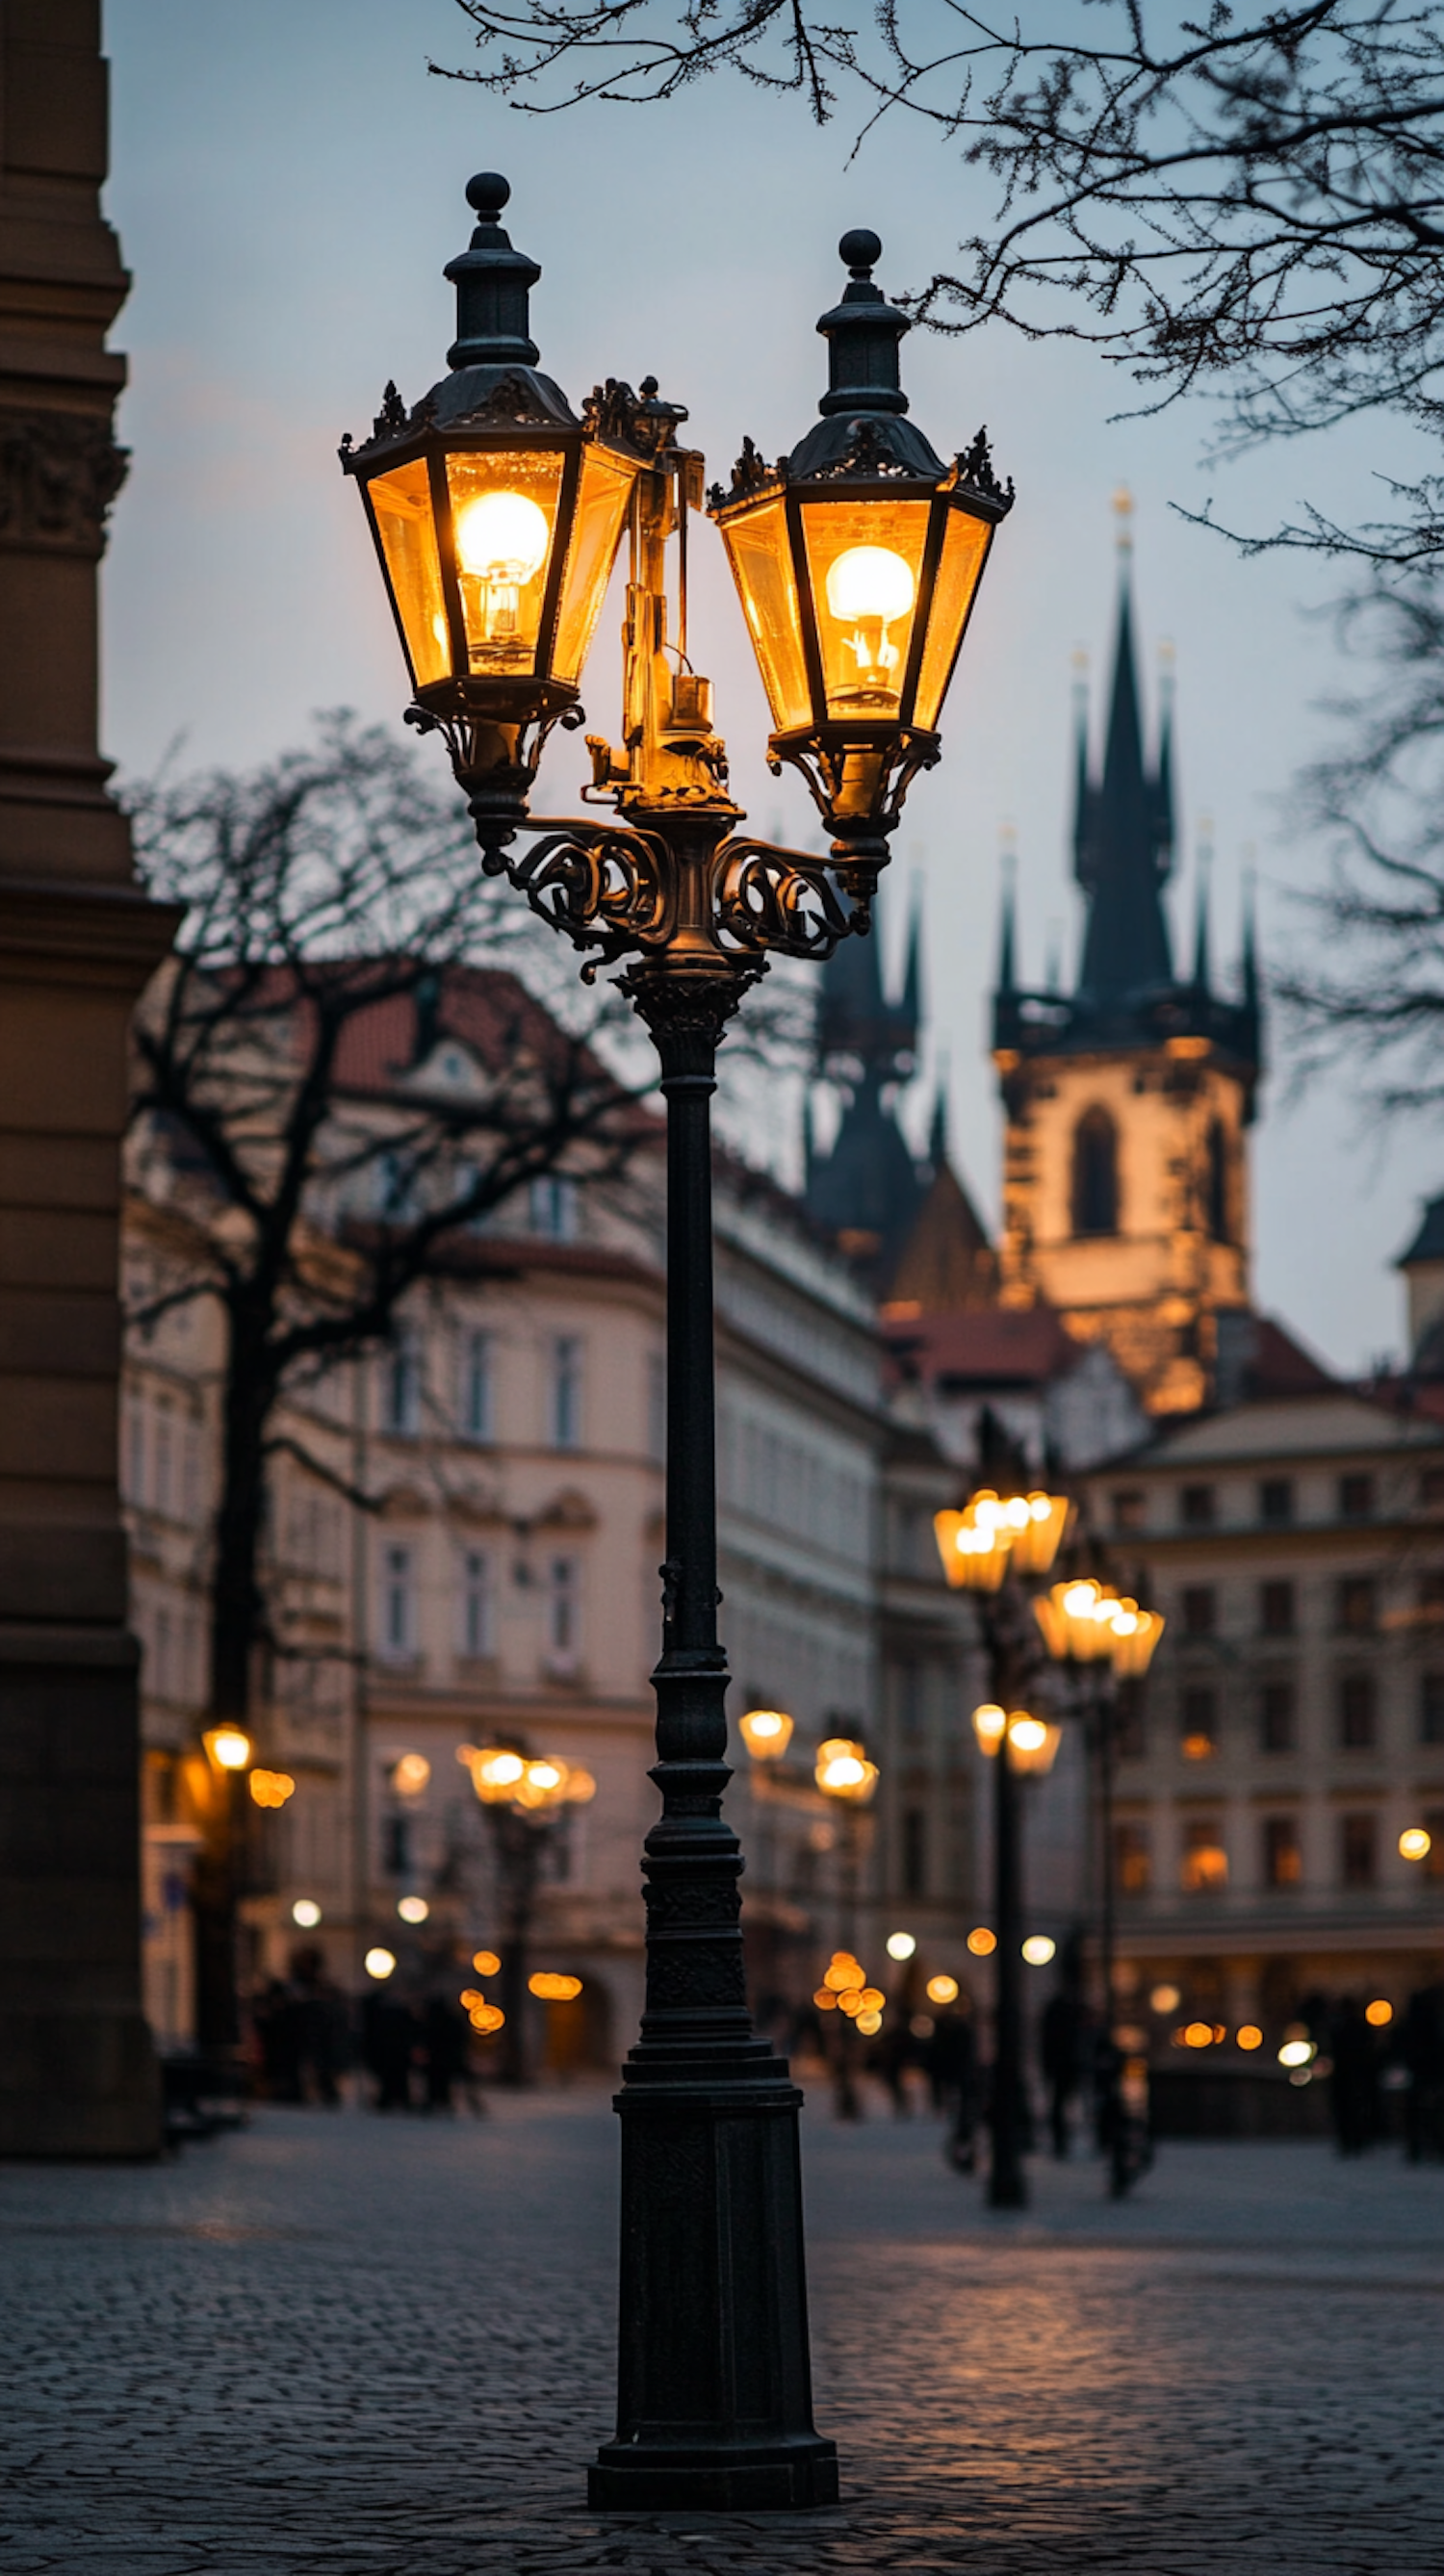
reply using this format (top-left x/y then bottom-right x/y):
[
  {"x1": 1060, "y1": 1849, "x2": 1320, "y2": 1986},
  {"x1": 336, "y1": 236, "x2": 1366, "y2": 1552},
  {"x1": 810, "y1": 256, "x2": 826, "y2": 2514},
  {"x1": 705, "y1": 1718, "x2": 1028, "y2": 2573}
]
[
  {"x1": 1341, "y1": 1813, "x2": 1377, "y2": 1888},
  {"x1": 382, "y1": 1812, "x2": 410, "y2": 1878},
  {"x1": 1070, "y1": 1105, "x2": 1119, "y2": 1237},
  {"x1": 898, "y1": 1661, "x2": 924, "y2": 1739},
  {"x1": 1259, "y1": 1478, "x2": 1294, "y2": 1527},
  {"x1": 1339, "y1": 1472, "x2": 1375, "y2": 1521},
  {"x1": 125, "y1": 1401, "x2": 145, "y2": 1506},
  {"x1": 1339, "y1": 1672, "x2": 1377, "y2": 1750},
  {"x1": 153, "y1": 1401, "x2": 174, "y2": 1516},
  {"x1": 1263, "y1": 1816, "x2": 1302, "y2": 1889},
  {"x1": 1421, "y1": 1673, "x2": 1444, "y2": 1745},
  {"x1": 1260, "y1": 1581, "x2": 1295, "y2": 1636},
  {"x1": 901, "y1": 1808, "x2": 927, "y2": 1898},
  {"x1": 548, "y1": 1556, "x2": 580, "y2": 1662},
  {"x1": 1261, "y1": 1681, "x2": 1297, "y2": 1754},
  {"x1": 529, "y1": 1174, "x2": 578, "y2": 1242},
  {"x1": 460, "y1": 1549, "x2": 493, "y2": 1659},
  {"x1": 1115, "y1": 1680, "x2": 1146, "y2": 1762},
  {"x1": 462, "y1": 1330, "x2": 494, "y2": 1442},
  {"x1": 1181, "y1": 1584, "x2": 1216, "y2": 1637},
  {"x1": 1205, "y1": 1119, "x2": 1230, "y2": 1243},
  {"x1": 1336, "y1": 1577, "x2": 1377, "y2": 1635},
  {"x1": 1181, "y1": 1821, "x2": 1228, "y2": 1893},
  {"x1": 550, "y1": 1336, "x2": 583, "y2": 1451},
  {"x1": 1418, "y1": 1570, "x2": 1444, "y2": 1626},
  {"x1": 1112, "y1": 1489, "x2": 1145, "y2": 1533},
  {"x1": 1115, "y1": 1821, "x2": 1150, "y2": 1893},
  {"x1": 1180, "y1": 1687, "x2": 1217, "y2": 1760},
  {"x1": 379, "y1": 1543, "x2": 416, "y2": 1660},
  {"x1": 382, "y1": 1327, "x2": 422, "y2": 1436},
  {"x1": 1180, "y1": 1483, "x2": 1216, "y2": 1530}
]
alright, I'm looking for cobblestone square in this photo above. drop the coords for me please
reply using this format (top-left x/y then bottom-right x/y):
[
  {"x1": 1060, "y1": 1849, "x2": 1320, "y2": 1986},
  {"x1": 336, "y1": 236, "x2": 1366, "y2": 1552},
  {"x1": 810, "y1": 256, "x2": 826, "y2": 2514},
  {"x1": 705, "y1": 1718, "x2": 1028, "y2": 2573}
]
[{"x1": 1, "y1": 2091, "x2": 1441, "y2": 2575}]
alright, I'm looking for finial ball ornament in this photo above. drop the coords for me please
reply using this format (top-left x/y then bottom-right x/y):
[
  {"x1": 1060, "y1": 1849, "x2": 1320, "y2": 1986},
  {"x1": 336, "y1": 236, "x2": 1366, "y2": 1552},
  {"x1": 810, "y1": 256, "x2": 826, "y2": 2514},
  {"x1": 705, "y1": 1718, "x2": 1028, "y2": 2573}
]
[
  {"x1": 467, "y1": 170, "x2": 511, "y2": 218},
  {"x1": 839, "y1": 227, "x2": 883, "y2": 273}
]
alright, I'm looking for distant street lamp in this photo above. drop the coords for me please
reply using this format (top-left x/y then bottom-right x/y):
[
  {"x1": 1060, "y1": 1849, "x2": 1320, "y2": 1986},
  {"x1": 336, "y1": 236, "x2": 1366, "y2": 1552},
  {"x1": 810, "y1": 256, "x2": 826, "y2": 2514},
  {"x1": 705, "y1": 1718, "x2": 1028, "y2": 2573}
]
[
  {"x1": 814, "y1": 1737, "x2": 880, "y2": 2120},
  {"x1": 460, "y1": 1742, "x2": 596, "y2": 2085},
  {"x1": 937, "y1": 1484, "x2": 1068, "y2": 2207},
  {"x1": 346, "y1": 167, "x2": 1009, "y2": 2513},
  {"x1": 1035, "y1": 1575, "x2": 1165, "y2": 2195}
]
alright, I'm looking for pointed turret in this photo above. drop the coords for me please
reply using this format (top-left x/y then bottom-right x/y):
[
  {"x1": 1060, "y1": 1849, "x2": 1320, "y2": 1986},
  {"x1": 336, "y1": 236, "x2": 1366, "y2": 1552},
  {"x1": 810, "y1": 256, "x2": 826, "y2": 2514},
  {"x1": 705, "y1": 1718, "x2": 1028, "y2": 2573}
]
[
  {"x1": 1074, "y1": 550, "x2": 1174, "y2": 1000},
  {"x1": 814, "y1": 886, "x2": 915, "y2": 1082},
  {"x1": 1191, "y1": 835, "x2": 1213, "y2": 993},
  {"x1": 996, "y1": 849, "x2": 1018, "y2": 997},
  {"x1": 929, "y1": 1069, "x2": 950, "y2": 1171}
]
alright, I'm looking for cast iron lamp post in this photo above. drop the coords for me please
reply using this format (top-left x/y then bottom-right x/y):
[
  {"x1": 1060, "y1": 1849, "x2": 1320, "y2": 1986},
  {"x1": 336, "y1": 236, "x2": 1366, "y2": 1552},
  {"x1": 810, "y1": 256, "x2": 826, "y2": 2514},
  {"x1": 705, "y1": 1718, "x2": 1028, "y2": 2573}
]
[
  {"x1": 1035, "y1": 1578, "x2": 1164, "y2": 2192},
  {"x1": 936, "y1": 1488, "x2": 1068, "y2": 2207},
  {"x1": 344, "y1": 169, "x2": 1011, "y2": 2513},
  {"x1": 459, "y1": 1743, "x2": 596, "y2": 2085}
]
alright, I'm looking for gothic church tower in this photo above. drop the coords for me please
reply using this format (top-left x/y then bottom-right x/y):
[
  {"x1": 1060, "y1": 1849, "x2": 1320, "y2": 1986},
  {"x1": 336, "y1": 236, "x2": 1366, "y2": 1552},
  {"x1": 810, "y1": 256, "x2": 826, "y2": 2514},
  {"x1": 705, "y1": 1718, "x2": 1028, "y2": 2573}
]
[{"x1": 993, "y1": 514, "x2": 1261, "y2": 1415}]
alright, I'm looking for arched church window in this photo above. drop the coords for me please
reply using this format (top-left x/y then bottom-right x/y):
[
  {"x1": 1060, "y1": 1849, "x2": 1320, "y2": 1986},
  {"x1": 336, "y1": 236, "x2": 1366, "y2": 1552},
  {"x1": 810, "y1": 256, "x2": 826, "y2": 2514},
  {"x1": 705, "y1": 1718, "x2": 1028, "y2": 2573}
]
[
  {"x1": 1206, "y1": 1119, "x2": 1230, "y2": 1243},
  {"x1": 1071, "y1": 1106, "x2": 1119, "y2": 1237}
]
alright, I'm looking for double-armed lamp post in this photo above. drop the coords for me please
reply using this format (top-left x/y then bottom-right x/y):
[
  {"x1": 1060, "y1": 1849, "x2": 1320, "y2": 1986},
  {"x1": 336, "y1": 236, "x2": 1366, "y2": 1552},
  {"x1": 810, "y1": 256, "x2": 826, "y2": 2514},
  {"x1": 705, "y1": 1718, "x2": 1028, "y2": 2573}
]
[
  {"x1": 344, "y1": 171, "x2": 1010, "y2": 2512},
  {"x1": 939, "y1": 1488, "x2": 1166, "y2": 2205}
]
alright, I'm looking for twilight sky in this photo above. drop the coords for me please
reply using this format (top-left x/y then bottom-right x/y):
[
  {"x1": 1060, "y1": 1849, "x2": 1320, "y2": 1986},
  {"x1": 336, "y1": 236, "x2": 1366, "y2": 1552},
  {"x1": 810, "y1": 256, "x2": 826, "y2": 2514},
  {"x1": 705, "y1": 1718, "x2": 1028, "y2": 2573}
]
[{"x1": 104, "y1": 0, "x2": 1443, "y2": 1374}]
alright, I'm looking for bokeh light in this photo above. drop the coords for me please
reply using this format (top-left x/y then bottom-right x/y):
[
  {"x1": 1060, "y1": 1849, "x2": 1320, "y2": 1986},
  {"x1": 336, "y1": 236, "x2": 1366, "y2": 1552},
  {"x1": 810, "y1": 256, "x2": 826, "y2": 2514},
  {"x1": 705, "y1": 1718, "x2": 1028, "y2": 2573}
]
[
  {"x1": 1365, "y1": 1997, "x2": 1393, "y2": 2027},
  {"x1": 926, "y1": 1973, "x2": 959, "y2": 2005},
  {"x1": 291, "y1": 1897, "x2": 322, "y2": 1929},
  {"x1": 967, "y1": 1927, "x2": 996, "y2": 1957},
  {"x1": 364, "y1": 1946, "x2": 397, "y2": 1980},
  {"x1": 886, "y1": 1931, "x2": 916, "y2": 1960},
  {"x1": 1021, "y1": 1935, "x2": 1056, "y2": 1966}
]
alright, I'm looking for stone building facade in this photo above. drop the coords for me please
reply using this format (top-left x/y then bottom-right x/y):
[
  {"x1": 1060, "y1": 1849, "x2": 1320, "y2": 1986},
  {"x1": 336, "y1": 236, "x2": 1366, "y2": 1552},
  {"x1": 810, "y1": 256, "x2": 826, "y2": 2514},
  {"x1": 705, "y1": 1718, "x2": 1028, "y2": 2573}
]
[
  {"x1": 0, "y1": 2, "x2": 173, "y2": 2152},
  {"x1": 1083, "y1": 1387, "x2": 1444, "y2": 2038}
]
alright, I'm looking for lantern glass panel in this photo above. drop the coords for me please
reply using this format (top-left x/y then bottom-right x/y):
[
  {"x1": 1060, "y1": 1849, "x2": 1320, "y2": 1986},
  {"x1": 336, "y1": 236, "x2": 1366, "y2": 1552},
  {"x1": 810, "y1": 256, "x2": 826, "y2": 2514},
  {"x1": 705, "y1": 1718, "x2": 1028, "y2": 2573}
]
[
  {"x1": 445, "y1": 448, "x2": 566, "y2": 675},
  {"x1": 800, "y1": 497, "x2": 931, "y2": 719},
  {"x1": 553, "y1": 444, "x2": 637, "y2": 687},
  {"x1": 914, "y1": 505, "x2": 993, "y2": 732},
  {"x1": 717, "y1": 497, "x2": 811, "y2": 733},
  {"x1": 369, "y1": 456, "x2": 451, "y2": 689}
]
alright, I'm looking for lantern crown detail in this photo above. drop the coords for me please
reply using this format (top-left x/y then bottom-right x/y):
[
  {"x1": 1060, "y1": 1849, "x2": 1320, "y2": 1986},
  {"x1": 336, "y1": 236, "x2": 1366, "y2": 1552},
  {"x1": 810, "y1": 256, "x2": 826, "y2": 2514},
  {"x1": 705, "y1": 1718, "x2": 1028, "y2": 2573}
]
[{"x1": 708, "y1": 230, "x2": 1015, "y2": 873}]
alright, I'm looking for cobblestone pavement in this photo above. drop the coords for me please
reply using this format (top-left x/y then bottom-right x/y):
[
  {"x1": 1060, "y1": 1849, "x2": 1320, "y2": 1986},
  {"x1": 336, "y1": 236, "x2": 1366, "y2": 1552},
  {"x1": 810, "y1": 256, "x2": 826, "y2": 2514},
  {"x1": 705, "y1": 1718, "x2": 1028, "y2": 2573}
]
[{"x1": 1, "y1": 2087, "x2": 1442, "y2": 2575}]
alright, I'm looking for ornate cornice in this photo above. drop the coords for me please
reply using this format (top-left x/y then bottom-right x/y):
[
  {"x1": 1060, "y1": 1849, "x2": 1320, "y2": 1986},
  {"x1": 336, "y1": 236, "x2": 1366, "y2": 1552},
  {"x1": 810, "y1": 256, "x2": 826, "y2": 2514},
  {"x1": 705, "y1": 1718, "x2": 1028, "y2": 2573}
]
[{"x1": 0, "y1": 407, "x2": 128, "y2": 557}]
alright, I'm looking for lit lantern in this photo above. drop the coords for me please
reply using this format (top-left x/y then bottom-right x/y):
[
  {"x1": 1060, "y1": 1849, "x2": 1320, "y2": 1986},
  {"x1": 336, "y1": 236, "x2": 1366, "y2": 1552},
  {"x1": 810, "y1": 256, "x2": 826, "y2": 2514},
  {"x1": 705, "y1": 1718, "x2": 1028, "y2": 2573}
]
[
  {"x1": 341, "y1": 173, "x2": 652, "y2": 837},
  {"x1": 739, "y1": 1707, "x2": 795, "y2": 1761},
  {"x1": 814, "y1": 1738, "x2": 879, "y2": 1804},
  {"x1": 709, "y1": 228, "x2": 1013, "y2": 881},
  {"x1": 204, "y1": 1726, "x2": 251, "y2": 1773}
]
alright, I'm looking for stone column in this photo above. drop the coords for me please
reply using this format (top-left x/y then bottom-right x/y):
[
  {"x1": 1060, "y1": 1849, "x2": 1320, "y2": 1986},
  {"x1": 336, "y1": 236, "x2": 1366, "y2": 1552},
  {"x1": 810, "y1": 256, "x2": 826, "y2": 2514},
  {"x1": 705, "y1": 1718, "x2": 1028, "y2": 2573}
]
[{"x1": 0, "y1": 1, "x2": 174, "y2": 2153}]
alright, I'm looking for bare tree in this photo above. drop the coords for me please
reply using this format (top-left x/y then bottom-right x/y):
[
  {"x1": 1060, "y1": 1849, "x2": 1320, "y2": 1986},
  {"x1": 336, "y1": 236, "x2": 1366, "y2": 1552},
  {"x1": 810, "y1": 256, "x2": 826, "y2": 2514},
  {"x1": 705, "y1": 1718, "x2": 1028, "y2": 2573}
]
[
  {"x1": 127, "y1": 715, "x2": 653, "y2": 2026},
  {"x1": 435, "y1": 0, "x2": 1444, "y2": 562},
  {"x1": 1277, "y1": 570, "x2": 1444, "y2": 1108}
]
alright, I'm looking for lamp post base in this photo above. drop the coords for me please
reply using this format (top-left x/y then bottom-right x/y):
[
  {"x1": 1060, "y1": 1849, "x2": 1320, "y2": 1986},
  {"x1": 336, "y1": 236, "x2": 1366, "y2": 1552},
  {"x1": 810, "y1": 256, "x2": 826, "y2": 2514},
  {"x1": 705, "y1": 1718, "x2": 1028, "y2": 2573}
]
[
  {"x1": 590, "y1": 2065, "x2": 838, "y2": 2514},
  {"x1": 589, "y1": 2438, "x2": 839, "y2": 2513}
]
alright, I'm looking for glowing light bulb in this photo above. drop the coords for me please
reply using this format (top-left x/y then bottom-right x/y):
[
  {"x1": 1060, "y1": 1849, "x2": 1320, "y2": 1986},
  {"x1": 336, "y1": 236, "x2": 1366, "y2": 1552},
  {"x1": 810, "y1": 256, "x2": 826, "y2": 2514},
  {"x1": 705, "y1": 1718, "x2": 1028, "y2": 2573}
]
[
  {"x1": 1021, "y1": 1935, "x2": 1056, "y2": 1966},
  {"x1": 207, "y1": 1726, "x2": 251, "y2": 1772},
  {"x1": 291, "y1": 1898, "x2": 322, "y2": 1929},
  {"x1": 364, "y1": 1946, "x2": 397, "y2": 1980},
  {"x1": 1400, "y1": 1826, "x2": 1432, "y2": 1861},
  {"x1": 397, "y1": 1895, "x2": 429, "y2": 1925},
  {"x1": 886, "y1": 1931, "x2": 916, "y2": 1961},
  {"x1": 455, "y1": 491, "x2": 550, "y2": 645},
  {"x1": 823, "y1": 544, "x2": 915, "y2": 703},
  {"x1": 1007, "y1": 1716, "x2": 1047, "y2": 1756}
]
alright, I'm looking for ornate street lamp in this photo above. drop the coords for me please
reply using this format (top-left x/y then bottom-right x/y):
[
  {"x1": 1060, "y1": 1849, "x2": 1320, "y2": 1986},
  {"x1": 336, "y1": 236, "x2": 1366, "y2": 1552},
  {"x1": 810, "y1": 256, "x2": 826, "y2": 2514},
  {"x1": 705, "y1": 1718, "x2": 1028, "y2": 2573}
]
[
  {"x1": 935, "y1": 1484, "x2": 1068, "y2": 2207},
  {"x1": 458, "y1": 1742, "x2": 596, "y2": 2086},
  {"x1": 1035, "y1": 1575, "x2": 1164, "y2": 2197},
  {"x1": 346, "y1": 171, "x2": 1010, "y2": 2514}
]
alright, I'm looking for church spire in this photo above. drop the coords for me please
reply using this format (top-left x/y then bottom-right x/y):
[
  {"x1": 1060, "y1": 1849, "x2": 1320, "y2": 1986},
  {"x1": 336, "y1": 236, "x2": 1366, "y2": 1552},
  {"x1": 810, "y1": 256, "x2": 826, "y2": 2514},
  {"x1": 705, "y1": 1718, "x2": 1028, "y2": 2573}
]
[
  {"x1": 996, "y1": 837, "x2": 1018, "y2": 995},
  {"x1": 1073, "y1": 496, "x2": 1175, "y2": 1002},
  {"x1": 1191, "y1": 826, "x2": 1213, "y2": 992}
]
